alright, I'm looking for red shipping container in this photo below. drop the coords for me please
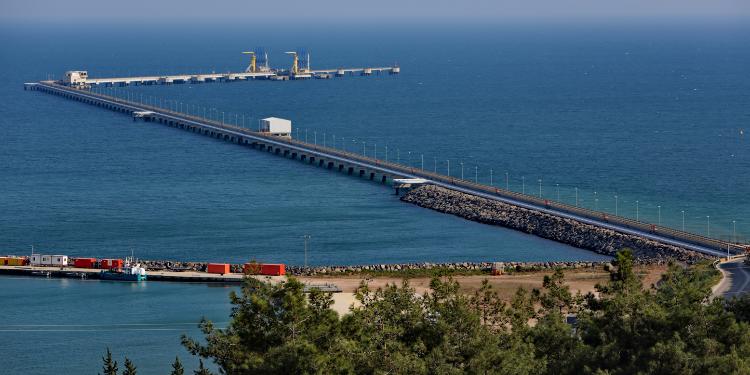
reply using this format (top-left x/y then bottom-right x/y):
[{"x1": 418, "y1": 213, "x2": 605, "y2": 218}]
[
  {"x1": 207, "y1": 263, "x2": 230, "y2": 274},
  {"x1": 260, "y1": 264, "x2": 285, "y2": 276},
  {"x1": 73, "y1": 258, "x2": 97, "y2": 269},
  {"x1": 101, "y1": 259, "x2": 123, "y2": 269}
]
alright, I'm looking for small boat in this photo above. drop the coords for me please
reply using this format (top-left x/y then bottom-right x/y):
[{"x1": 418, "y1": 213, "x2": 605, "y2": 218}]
[{"x1": 100, "y1": 257, "x2": 147, "y2": 282}]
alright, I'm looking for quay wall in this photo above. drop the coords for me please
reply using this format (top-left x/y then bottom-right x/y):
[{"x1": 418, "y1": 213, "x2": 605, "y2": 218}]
[{"x1": 401, "y1": 185, "x2": 710, "y2": 263}]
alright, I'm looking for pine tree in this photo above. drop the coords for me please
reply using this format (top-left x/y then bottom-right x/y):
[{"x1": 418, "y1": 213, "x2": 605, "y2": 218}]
[
  {"x1": 194, "y1": 359, "x2": 211, "y2": 375},
  {"x1": 170, "y1": 356, "x2": 185, "y2": 375},
  {"x1": 122, "y1": 357, "x2": 137, "y2": 375},
  {"x1": 100, "y1": 348, "x2": 118, "y2": 375}
]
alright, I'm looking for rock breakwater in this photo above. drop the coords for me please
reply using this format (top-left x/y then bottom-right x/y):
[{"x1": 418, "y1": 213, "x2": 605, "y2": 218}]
[{"x1": 400, "y1": 185, "x2": 708, "y2": 263}]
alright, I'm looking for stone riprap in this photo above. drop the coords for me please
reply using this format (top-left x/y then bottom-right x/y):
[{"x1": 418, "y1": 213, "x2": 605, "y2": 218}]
[{"x1": 400, "y1": 185, "x2": 709, "y2": 263}]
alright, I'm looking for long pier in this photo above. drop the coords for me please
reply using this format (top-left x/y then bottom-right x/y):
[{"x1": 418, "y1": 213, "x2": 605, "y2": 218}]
[{"x1": 25, "y1": 81, "x2": 747, "y2": 258}]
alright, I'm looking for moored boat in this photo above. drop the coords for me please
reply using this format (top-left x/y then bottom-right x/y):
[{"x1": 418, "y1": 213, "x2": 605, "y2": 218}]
[{"x1": 100, "y1": 257, "x2": 147, "y2": 282}]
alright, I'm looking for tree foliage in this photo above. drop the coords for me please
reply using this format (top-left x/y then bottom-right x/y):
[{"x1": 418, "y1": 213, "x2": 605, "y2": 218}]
[{"x1": 117, "y1": 249, "x2": 750, "y2": 374}]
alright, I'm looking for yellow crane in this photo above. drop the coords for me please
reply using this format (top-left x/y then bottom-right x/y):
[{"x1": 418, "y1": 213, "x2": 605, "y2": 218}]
[
  {"x1": 284, "y1": 51, "x2": 299, "y2": 75},
  {"x1": 242, "y1": 51, "x2": 256, "y2": 73}
]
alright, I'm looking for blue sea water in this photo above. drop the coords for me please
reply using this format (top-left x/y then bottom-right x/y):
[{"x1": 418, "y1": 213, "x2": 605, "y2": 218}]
[{"x1": 0, "y1": 21, "x2": 748, "y2": 373}]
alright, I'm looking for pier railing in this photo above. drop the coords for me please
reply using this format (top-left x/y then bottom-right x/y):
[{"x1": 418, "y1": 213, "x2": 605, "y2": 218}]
[{"x1": 37, "y1": 82, "x2": 747, "y2": 256}]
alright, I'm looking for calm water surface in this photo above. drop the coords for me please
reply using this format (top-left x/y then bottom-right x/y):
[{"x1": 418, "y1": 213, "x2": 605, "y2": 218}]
[{"x1": 1, "y1": 21, "x2": 748, "y2": 373}]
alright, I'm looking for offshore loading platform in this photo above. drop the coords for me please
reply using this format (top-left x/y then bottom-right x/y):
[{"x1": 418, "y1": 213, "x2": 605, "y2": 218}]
[{"x1": 61, "y1": 48, "x2": 399, "y2": 87}]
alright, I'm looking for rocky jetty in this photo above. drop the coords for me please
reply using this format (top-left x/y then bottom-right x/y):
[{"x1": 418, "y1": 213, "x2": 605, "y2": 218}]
[
  {"x1": 137, "y1": 259, "x2": 609, "y2": 276},
  {"x1": 400, "y1": 185, "x2": 709, "y2": 263}
]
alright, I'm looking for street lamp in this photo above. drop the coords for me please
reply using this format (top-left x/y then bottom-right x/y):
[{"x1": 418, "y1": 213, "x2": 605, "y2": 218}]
[
  {"x1": 538, "y1": 179, "x2": 542, "y2": 198},
  {"x1": 447, "y1": 160, "x2": 451, "y2": 177},
  {"x1": 575, "y1": 187, "x2": 579, "y2": 206},
  {"x1": 505, "y1": 172, "x2": 509, "y2": 190},
  {"x1": 707, "y1": 216, "x2": 711, "y2": 236},
  {"x1": 522, "y1": 176, "x2": 525, "y2": 194},
  {"x1": 490, "y1": 169, "x2": 494, "y2": 186},
  {"x1": 556, "y1": 183, "x2": 560, "y2": 201},
  {"x1": 657, "y1": 205, "x2": 661, "y2": 225},
  {"x1": 681, "y1": 210, "x2": 685, "y2": 231},
  {"x1": 614, "y1": 195, "x2": 618, "y2": 216},
  {"x1": 733, "y1": 220, "x2": 737, "y2": 243},
  {"x1": 475, "y1": 166, "x2": 478, "y2": 183},
  {"x1": 460, "y1": 162, "x2": 464, "y2": 180},
  {"x1": 421, "y1": 154, "x2": 424, "y2": 170},
  {"x1": 302, "y1": 235, "x2": 311, "y2": 269}
]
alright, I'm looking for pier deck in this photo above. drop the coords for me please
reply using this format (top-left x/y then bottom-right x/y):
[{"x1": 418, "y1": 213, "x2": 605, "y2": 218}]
[{"x1": 25, "y1": 81, "x2": 747, "y2": 258}]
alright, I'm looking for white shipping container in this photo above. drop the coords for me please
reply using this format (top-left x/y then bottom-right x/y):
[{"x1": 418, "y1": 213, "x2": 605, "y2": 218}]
[
  {"x1": 51, "y1": 255, "x2": 68, "y2": 266},
  {"x1": 260, "y1": 117, "x2": 292, "y2": 135},
  {"x1": 41, "y1": 255, "x2": 53, "y2": 265},
  {"x1": 30, "y1": 254, "x2": 42, "y2": 266}
]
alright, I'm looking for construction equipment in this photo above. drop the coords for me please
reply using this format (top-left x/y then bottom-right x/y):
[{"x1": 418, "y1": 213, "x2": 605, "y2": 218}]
[
  {"x1": 284, "y1": 51, "x2": 299, "y2": 75},
  {"x1": 242, "y1": 51, "x2": 256, "y2": 73}
]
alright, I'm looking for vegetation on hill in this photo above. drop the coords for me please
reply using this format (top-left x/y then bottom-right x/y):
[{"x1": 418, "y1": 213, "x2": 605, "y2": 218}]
[{"x1": 104, "y1": 249, "x2": 750, "y2": 374}]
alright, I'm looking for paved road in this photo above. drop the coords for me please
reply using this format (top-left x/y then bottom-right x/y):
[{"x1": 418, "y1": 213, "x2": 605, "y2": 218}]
[{"x1": 713, "y1": 258, "x2": 750, "y2": 299}]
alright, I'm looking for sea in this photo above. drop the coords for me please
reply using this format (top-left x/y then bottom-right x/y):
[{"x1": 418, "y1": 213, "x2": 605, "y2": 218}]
[{"x1": 0, "y1": 20, "x2": 748, "y2": 373}]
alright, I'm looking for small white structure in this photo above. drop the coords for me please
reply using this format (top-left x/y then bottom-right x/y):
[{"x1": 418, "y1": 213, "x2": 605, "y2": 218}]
[
  {"x1": 260, "y1": 117, "x2": 292, "y2": 137},
  {"x1": 50, "y1": 255, "x2": 68, "y2": 266},
  {"x1": 64, "y1": 71, "x2": 88, "y2": 86},
  {"x1": 30, "y1": 254, "x2": 68, "y2": 266}
]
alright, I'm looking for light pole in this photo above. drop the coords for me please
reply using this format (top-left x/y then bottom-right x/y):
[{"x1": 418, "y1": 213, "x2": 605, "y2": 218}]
[
  {"x1": 408, "y1": 151, "x2": 412, "y2": 167},
  {"x1": 556, "y1": 184, "x2": 560, "y2": 201},
  {"x1": 434, "y1": 157, "x2": 437, "y2": 173},
  {"x1": 362, "y1": 141, "x2": 366, "y2": 156},
  {"x1": 490, "y1": 169, "x2": 494, "y2": 186},
  {"x1": 658, "y1": 205, "x2": 661, "y2": 225},
  {"x1": 538, "y1": 179, "x2": 542, "y2": 198},
  {"x1": 385, "y1": 145, "x2": 388, "y2": 161},
  {"x1": 522, "y1": 176, "x2": 525, "y2": 194},
  {"x1": 323, "y1": 133, "x2": 326, "y2": 147},
  {"x1": 681, "y1": 210, "x2": 685, "y2": 231},
  {"x1": 460, "y1": 162, "x2": 464, "y2": 180},
  {"x1": 575, "y1": 187, "x2": 579, "y2": 206},
  {"x1": 447, "y1": 160, "x2": 450, "y2": 176},
  {"x1": 707, "y1": 216, "x2": 710, "y2": 237},
  {"x1": 314, "y1": 131, "x2": 317, "y2": 145},
  {"x1": 421, "y1": 154, "x2": 424, "y2": 170},
  {"x1": 397, "y1": 149, "x2": 400, "y2": 164},
  {"x1": 474, "y1": 166, "x2": 478, "y2": 183},
  {"x1": 374, "y1": 144, "x2": 376, "y2": 159},
  {"x1": 733, "y1": 220, "x2": 737, "y2": 243},
  {"x1": 305, "y1": 129, "x2": 308, "y2": 143},
  {"x1": 614, "y1": 195, "x2": 618, "y2": 216},
  {"x1": 302, "y1": 235, "x2": 310, "y2": 269}
]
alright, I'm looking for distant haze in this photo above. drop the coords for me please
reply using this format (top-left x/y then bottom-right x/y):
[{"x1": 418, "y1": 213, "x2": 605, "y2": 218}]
[{"x1": 3, "y1": 0, "x2": 749, "y2": 22}]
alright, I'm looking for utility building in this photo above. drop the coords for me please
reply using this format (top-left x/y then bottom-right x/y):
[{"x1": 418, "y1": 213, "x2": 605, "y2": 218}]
[
  {"x1": 260, "y1": 117, "x2": 292, "y2": 137},
  {"x1": 64, "y1": 71, "x2": 88, "y2": 86}
]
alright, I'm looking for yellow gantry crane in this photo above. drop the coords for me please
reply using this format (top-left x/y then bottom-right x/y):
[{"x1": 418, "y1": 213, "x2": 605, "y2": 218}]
[
  {"x1": 242, "y1": 51, "x2": 256, "y2": 73},
  {"x1": 284, "y1": 51, "x2": 299, "y2": 75}
]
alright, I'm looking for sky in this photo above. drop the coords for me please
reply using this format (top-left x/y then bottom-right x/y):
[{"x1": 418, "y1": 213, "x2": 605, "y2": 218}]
[{"x1": 2, "y1": 0, "x2": 749, "y2": 23}]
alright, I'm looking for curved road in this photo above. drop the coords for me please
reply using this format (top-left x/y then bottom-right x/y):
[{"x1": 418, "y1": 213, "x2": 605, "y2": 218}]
[{"x1": 713, "y1": 257, "x2": 750, "y2": 299}]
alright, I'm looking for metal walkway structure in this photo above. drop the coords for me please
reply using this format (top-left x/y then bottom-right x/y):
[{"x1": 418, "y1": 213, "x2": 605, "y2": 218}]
[{"x1": 25, "y1": 81, "x2": 747, "y2": 258}]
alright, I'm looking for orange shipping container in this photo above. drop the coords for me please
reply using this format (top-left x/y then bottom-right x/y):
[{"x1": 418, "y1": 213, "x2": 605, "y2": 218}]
[
  {"x1": 260, "y1": 264, "x2": 285, "y2": 276},
  {"x1": 207, "y1": 263, "x2": 230, "y2": 274}
]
